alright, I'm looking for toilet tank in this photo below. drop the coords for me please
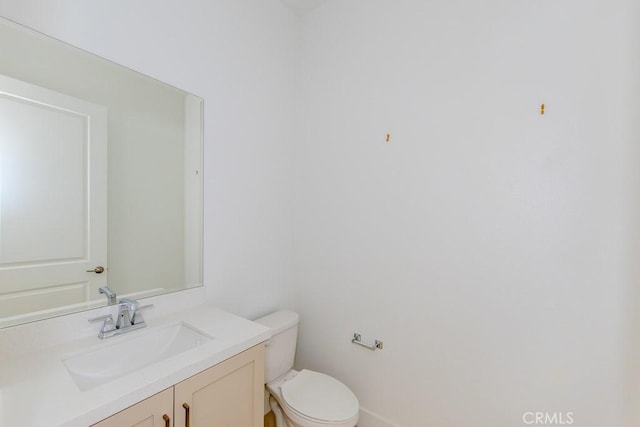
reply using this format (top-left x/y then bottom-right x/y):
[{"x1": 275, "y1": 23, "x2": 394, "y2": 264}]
[{"x1": 254, "y1": 310, "x2": 299, "y2": 383}]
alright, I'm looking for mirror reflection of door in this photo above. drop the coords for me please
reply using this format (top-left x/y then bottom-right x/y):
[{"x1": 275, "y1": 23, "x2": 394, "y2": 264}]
[{"x1": 0, "y1": 74, "x2": 107, "y2": 320}]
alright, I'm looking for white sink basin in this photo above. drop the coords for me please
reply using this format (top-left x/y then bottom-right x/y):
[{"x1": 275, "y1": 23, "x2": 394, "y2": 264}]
[{"x1": 63, "y1": 322, "x2": 213, "y2": 390}]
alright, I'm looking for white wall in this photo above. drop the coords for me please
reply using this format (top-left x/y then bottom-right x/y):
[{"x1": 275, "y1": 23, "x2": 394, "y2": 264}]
[
  {"x1": 626, "y1": 2, "x2": 640, "y2": 426},
  {"x1": 0, "y1": 0, "x2": 300, "y2": 319},
  {"x1": 293, "y1": 1, "x2": 640, "y2": 426},
  {"x1": 2, "y1": 1, "x2": 639, "y2": 425}
]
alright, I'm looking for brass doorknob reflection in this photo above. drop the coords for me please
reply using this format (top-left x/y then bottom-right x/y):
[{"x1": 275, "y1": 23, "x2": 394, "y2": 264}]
[{"x1": 86, "y1": 266, "x2": 105, "y2": 274}]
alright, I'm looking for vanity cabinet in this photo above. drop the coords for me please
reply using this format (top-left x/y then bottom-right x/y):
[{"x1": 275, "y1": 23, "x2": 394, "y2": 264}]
[
  {"x1": 92, "y1": 388, "x2": 173, "y2": 427},
  {"x1": 174, "y1": 343, "x2": 265, "y2": 426},
  {"x1": 92, "y1": 344, "x2": 265, "y2": 427}
]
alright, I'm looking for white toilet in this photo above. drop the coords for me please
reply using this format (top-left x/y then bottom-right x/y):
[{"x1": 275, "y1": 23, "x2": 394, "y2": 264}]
[{"x1": 255, "y1": 310, "x2": 359, "y2": 427}]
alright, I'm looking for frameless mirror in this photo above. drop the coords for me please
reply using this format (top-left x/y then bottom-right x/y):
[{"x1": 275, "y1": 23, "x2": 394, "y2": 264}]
[{"x1": 0, "y1": 17, "x2": 203, "y2": 328}]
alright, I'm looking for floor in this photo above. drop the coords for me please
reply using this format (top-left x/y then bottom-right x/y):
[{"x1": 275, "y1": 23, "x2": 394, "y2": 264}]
[
  {"x1": 265, "y1": 410, "x2": 276, "y2": 427},
  {"x1": 265, "y1": 410, "x2": 360, "y2": 427}
]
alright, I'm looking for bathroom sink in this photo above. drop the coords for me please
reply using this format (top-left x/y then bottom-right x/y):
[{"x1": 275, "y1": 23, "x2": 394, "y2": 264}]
[{"x1": 63, "y1": 322, "x2": 213, "y2": 390}]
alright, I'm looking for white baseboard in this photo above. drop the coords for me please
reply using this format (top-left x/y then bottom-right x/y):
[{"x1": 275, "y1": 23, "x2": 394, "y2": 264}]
[{"x1": 358, "y1": 407, "x2": 398, "y2": 427}]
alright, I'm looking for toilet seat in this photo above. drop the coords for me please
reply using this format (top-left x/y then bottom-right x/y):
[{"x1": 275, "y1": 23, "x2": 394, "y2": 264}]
[
  {"x1": 281, "y1": 370, "x2": 359, "y2": 422},
  {"x1": 267, "y1": 369, "x2": 359, "y2": 427}
]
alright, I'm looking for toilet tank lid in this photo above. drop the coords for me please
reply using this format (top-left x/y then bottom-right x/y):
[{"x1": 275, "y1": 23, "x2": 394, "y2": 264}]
[{"x1": 254, "y1": 310, "x2": 299, "y2": 335}]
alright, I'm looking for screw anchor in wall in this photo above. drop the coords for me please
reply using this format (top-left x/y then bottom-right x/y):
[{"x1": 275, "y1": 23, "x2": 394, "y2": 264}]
[{"x1": 352, "y1": 333, "x2": 383, "y2": 351}]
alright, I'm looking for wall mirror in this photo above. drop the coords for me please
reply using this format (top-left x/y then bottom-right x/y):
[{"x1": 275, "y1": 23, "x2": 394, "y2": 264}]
[{"x1": 0, "y1": 17, "x2": 203, "y2": 328}]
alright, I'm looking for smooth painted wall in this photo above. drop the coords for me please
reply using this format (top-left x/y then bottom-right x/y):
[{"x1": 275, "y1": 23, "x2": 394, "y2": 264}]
[
  {"x1": 0, "y1": 0, "x2": 299, "y2": 319},
  {"x1": 2, "y1": 1, "x2": 639, "y2": 425},
  {"x1": 293, "y1": 1, "x2": 640, "y2": 426}
]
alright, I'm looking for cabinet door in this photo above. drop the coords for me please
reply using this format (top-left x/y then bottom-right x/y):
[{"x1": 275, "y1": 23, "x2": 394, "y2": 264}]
[
  {"x1": 174, "y1": 344, "x2": 265, "y2": 427},
  {"x1": 92, "y1": 387, "x2": 173, "y2": 427}
]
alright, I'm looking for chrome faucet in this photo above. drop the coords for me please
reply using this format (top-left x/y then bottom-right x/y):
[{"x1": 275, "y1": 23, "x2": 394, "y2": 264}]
[
  {"x1": 116, "y1": 298, "x2": 141, "y2": 329},
  {"x1": 89, "y1": 298, "x2": 152, "y2": 339},
  {"x1": 98, "y1": 286, "x2": 117, "y2": 306}
]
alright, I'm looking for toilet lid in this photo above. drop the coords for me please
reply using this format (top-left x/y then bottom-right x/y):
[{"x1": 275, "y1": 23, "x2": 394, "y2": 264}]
[{"x1": 280, "y1": 370, "x2": 359, "y2": 422}]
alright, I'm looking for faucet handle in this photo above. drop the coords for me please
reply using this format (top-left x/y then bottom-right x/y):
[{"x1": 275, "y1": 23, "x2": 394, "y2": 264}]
[
  {"x1": 131, "y1": 303, "x2": 153, "y2": 325},
  {"x1": 88, "y1": 313, "x2": 113, "y2": 323},
  {"x1": 88, "y1": 314, "x2": 116, "y2": 339}
]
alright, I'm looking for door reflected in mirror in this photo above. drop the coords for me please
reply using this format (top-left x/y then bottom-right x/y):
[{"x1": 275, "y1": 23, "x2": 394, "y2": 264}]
[{"x1": 0, "y1": 17, "x2": 203, "y2": 327}]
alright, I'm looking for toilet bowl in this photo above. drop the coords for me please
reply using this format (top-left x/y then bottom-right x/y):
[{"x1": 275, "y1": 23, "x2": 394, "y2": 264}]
[
  {"x1": 267, "y1": 369, "x2": 359, "y2": 427},
  {"x1": 255, "y1": 311, "x2": 359, "y2": 427}
]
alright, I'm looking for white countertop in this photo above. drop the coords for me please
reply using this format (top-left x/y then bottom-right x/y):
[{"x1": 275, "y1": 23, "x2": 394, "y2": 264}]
[{"x1": 0, "y1": 301, "x2": 271, "y2": 427}]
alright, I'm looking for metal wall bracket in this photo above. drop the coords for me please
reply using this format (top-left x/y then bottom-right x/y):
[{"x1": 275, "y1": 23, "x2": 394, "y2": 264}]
[{"x1": 352, "y1": 333, "x2": 383, "y2": 351}]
